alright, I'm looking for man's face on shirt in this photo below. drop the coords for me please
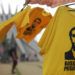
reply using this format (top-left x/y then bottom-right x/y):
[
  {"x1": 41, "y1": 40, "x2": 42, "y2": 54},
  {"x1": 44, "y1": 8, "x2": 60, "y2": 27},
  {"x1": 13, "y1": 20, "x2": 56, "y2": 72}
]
[
  {"x1": 71, "y1": 30, "x2": 75, "y2": 43},
  {"x1": 23, "y1": 18, "x2": 41, "y2": 35},
  {"x1": 71, "y1": 30, "x2": 75, "y2": 50},
  {"x1": 32, "y1": 18, "x2": 41, "y2": 28}
]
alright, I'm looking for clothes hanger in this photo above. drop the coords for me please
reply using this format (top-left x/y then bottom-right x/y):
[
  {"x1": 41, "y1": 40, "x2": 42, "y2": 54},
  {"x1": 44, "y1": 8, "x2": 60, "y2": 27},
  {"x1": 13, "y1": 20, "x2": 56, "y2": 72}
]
[
  {"x1": 65, "y1": 2, "x2": 75, "y2": 11},
  {"x1": 21, "y1": 4, "x2": 28, "y2": 11},
  {"x1": 66, "y1": 2, "x2": 75, "y2": 7},
  {"x1": 21, "y1": 0, "x2": 30, "y2": 11}
]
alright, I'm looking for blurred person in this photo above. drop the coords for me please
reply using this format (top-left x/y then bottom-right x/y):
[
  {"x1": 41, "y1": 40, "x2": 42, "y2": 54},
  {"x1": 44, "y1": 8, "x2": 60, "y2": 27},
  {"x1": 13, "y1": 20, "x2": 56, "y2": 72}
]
[
  {"x1": 2, "y1": 34, "x2": 18, "y2": 72},
  {"x1": 9, "y1": 39, "x2": 18, "y2": 74}
]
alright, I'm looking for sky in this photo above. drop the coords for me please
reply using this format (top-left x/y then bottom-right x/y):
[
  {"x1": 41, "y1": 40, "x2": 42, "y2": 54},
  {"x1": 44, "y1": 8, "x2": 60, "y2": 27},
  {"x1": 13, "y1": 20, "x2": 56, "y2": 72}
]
[
  {"x1": 0, "y1": 0, "x2": 58, "y2": 42},
  {"x1": 0, "y1": 0, "x2": 25, "y2": 14}
]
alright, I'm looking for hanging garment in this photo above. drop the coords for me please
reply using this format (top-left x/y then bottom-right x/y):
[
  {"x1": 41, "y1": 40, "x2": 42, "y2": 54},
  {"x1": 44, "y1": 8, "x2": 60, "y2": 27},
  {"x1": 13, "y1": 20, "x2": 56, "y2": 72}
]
[
  {"x1": 39, "y1": 6, "x2": 75, "y2": 75},
  {"x1": 0, "y1": 22, "x2": 13, "y2": 43},
  {"x1": 0, "y1": 6, "x2": 31, "y2": 43},
  {"x1": 26, "y1": 0, "x2": 75, "y2": 7},
  {"x1": 17, "y1": 7, "x2": 52, "y2": 43}
]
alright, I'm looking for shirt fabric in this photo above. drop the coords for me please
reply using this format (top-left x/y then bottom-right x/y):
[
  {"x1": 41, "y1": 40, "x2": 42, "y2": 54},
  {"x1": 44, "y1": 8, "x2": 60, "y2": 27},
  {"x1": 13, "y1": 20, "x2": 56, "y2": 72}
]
[
  {"x1": 39, "y1": 6, "x2": 75, "y2": 75},
  {"x1": 17, "y1": 7, "x2": 52, "y2": 43}
]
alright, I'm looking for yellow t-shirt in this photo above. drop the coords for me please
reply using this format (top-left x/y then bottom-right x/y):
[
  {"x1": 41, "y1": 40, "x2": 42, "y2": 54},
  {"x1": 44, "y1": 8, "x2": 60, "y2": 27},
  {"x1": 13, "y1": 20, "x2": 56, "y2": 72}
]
[
  {"x1": 39, "y1": 6, "x2": 75, "y2": 75},
  {"x1": 17, "y1": 7, "x2": 52, "y2": 43}
]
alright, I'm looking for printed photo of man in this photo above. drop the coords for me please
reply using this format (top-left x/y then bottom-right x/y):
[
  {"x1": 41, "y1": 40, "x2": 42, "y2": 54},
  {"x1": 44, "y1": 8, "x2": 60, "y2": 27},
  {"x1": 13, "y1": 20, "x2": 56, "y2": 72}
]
[
  {"x1": 65, "y1": 27, "x2": 75, "y2": 60},
  {"x1": 23, "y1": 18, "x2": 41, "y2": 35}
]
